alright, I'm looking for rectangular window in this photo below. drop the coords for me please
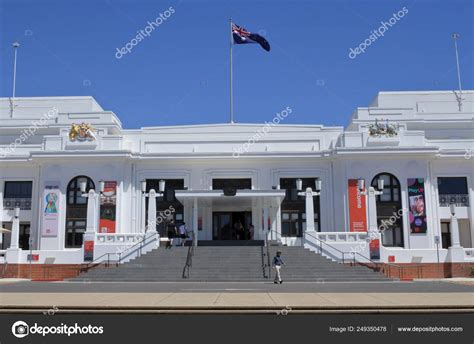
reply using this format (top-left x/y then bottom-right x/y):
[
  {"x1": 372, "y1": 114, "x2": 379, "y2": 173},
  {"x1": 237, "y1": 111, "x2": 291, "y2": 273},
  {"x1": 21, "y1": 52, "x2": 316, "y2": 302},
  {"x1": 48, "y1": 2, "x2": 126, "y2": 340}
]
[
  {"x1": 212, "y1": 178, "x2": 252, "y2": 190},
  {"x1": 4, "y1": 181, "x2": 32, "y2": 198},
  {"x1": 437, "y1": 177, "x2": 469, "y2": 206},
  {"x1": 3, "y1": 181, "x2": 32, "y2": 209},
  {"x1": 280, "y1": 178, "x2": 321, "y2": 236}
]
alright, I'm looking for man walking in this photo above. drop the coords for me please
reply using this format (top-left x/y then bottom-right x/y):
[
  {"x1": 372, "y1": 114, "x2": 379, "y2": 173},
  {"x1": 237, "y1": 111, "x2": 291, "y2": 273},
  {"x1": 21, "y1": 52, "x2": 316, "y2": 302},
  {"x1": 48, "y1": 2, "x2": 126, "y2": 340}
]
[
  {"x1": 178, "y1": 222, "x2": 187, "y2": 246},
  {"x1": 272, "y1": 250, "x2": 284, "y2": 284}
]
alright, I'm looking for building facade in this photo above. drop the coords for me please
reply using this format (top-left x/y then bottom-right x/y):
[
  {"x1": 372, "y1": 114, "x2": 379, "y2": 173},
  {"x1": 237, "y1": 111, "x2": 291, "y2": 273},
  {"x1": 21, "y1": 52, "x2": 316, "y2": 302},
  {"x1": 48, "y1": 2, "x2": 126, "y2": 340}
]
[{"x1": 1, "y1": 91, "x2": 473, "y2": 278}]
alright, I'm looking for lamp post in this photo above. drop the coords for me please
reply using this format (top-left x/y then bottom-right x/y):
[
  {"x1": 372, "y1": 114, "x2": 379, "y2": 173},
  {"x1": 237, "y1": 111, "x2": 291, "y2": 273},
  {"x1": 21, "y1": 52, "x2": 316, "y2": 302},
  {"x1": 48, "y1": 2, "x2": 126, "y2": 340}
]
[
  {"x1": 141, "y1": 180, "x2": 166, "y2": 233},
  {"x1": 358, "y1": 178, "x2": 384, "y2": 234},
  {"x1": 297, "y1": 178, "x2": 322, "y2": 234}
]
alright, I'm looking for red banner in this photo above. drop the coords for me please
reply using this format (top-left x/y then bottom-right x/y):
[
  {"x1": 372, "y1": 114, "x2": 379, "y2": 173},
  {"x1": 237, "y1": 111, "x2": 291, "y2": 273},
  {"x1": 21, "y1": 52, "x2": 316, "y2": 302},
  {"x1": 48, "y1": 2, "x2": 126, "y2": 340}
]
[
  {"x1": 348, "y1": 179, "x2": 367, "y2": 232},
  {"x1": 84, "y1": 240, "x2": 94, "y2": 262},
  {"x1": 99, "y1": 181, "x2": 117, "y2": 233},
  {"x1": 369, "y1": 239, "x2": 380, "y2": 260}
]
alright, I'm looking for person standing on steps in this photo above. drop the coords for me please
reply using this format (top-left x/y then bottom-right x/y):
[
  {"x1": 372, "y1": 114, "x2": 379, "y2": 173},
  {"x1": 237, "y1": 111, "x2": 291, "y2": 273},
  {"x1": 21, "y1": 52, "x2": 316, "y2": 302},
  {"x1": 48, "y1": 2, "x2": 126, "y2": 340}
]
[
  {"x1": 178, "y1": 222, "x2": 187, "y2": 246},
  {"x1": 272, "y1": 250, "x2": 285, "y2": 284},
  {"x1": 166, "y1": 220, "x2": 177, "y2": 249}
]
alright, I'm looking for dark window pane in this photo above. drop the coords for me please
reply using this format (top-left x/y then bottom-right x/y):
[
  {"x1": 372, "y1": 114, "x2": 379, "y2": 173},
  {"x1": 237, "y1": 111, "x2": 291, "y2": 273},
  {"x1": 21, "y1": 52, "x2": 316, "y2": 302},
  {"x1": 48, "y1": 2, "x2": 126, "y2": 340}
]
[
  {"x1": 212, "y1": 179, "x2": 252, "y2": 190},
  {"x1": 4, "y1": 181, "x2": 32, "y2": 198},
  {"x1": 437, "y1": 177, "x2": 468, "y2": 195}
]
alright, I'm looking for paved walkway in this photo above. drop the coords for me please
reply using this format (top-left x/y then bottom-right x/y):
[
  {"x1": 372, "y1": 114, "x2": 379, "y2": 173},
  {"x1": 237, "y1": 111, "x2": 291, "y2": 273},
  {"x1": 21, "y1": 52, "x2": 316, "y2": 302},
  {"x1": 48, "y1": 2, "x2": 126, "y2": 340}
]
[
  {"x1": 1, "y1": 292, "x2": 473, "y2": 312},
  {"x1": 1, "y1": 280, "x2": 474, "y2": 293},
  {"x1": 1, "y1": 280, "x2": 472, "y2": 312}
]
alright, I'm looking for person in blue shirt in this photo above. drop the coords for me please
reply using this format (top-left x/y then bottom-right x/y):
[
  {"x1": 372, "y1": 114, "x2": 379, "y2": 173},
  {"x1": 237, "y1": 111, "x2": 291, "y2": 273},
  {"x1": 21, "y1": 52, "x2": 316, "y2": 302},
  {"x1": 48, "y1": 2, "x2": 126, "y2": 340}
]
[{"x1": 272, "y1": 250, "x2": 284, "y2": 284}]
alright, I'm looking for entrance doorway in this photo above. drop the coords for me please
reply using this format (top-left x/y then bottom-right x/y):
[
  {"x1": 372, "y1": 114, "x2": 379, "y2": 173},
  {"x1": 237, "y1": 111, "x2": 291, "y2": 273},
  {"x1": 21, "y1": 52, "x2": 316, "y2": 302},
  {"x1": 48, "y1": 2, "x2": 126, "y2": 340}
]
[{"x1": 213, "y1": 212, "x2": 252, "y2": 240}]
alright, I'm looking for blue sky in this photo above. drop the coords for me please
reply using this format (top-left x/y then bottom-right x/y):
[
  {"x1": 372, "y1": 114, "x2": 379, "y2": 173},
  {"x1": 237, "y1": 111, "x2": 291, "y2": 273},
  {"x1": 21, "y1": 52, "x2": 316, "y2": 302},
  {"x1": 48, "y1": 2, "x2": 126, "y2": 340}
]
[{"x1": 0, "y1": 0, "x2": 473, "y2": 128}]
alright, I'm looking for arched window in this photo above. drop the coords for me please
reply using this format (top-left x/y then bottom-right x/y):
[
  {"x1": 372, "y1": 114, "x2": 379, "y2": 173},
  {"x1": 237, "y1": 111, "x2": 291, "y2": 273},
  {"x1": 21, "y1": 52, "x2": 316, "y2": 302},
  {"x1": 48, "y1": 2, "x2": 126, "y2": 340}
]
[
  {"x1": 65, "y1": 176, "x2": 95, "y2": 248},
  {"x1": 371, "y1": 173, "x2": 404, "y2": 247}
]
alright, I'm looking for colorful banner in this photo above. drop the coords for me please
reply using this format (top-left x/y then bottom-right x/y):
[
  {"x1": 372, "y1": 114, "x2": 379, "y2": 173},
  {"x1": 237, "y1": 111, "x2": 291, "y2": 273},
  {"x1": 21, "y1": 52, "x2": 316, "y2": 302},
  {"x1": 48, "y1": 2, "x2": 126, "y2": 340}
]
[
  {"x1": 99, "y1": 181, "x2": 117, "y2": 233},
  {"x1": 348, "y1": 179, "x2": 367, "y2": 232},
  {"x1": 407, "y1": 178, "x2": 427, "y2": 234},
  {"x1": 369, "y1": 239, "x2": 381, "y2": 260},
  {"x1": 84, "y1": 240, "x2": 94, "y2": 262},
  {"x1": 41, "y1": 181, "x2": 60, "y2": 237}
]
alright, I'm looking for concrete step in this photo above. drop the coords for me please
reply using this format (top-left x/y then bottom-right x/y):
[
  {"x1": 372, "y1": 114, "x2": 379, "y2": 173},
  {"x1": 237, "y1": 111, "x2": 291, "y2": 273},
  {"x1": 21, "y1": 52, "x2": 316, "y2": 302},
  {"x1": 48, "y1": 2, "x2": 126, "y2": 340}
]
[{"x1": 70, "y1": 242, "x2": 391, "y2": 282}]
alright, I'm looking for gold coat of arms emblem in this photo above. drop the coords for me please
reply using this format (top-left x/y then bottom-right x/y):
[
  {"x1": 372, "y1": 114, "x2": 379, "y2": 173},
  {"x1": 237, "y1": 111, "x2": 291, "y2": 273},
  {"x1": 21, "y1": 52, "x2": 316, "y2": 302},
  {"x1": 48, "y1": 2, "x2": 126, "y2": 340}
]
[{"x1": 69, "y1": 123, "x2": 97, "y2": 141}]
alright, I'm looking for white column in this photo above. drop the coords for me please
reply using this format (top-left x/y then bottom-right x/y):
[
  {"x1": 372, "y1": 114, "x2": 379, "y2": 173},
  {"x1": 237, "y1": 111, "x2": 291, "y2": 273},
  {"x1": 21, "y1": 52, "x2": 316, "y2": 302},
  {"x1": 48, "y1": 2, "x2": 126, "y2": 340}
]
[
  {"x1": 140, "y1": 189, "x2": 146, "y2": 234},
  {"x1": 305, "y1": 188, "x2": 316, "y2": 232},
  {"x1": 85, "y1": 190, "x2": 99, "y2": 235},
  {"x1": 367, "y1": 187, "x2": 379, "y2": 233},
  {"x1": 147, "y1": 189, "x2": 157, "y2": 233},
  {"x1": 193, "y1": 197, "x2": 198, "y2": 246},
  {"x1": 9, "y1": 208, "x2": 20, "y2": 250},
  {"x1": 263, "y1": 202, "x2": 269, "y2": 238},
  {"x1": 450, "y1": 213, "x2": 462, "y2": 248}
]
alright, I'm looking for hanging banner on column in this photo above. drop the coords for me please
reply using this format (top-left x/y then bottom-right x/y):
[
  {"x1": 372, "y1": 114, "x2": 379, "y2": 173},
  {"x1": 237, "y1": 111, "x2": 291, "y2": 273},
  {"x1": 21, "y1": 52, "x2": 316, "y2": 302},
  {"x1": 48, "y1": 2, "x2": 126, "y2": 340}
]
[
  {"x1": 41, "y1": 181, "x2": 61, "y2": 237},
  {"x1": 369, "y1": 238, "x2": 380, "y2": 260},
  {"x1": 407, "y1": 178, "x2": 427, "y2": 234},
  {"x1": 348, "y1": 179, "x2": 367, "y2": 232},
  {"x1": 84, "y1": 240, "x2": 94, "y2": 262},
  {"x1": 99, "y1": 181, "x2": 117, "y2": 233}
]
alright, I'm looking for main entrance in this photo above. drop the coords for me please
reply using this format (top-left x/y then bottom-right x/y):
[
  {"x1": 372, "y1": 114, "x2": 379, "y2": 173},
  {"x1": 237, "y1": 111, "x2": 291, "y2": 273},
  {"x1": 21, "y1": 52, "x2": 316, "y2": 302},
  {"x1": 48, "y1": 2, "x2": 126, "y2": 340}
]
[{"x1": 212, "y1": 211, "x2": 252, "y2": 240}]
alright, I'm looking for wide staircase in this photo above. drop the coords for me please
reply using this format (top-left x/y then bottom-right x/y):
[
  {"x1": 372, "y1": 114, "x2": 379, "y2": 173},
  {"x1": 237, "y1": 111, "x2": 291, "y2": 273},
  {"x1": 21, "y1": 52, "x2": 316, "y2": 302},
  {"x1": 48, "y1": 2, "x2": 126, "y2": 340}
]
[
  {"x1": 71, "y1": 241, "x2": 390, "y2": 282},
  {"x1": 266, "y1": 246, "x2": 389, "y2": 282}
]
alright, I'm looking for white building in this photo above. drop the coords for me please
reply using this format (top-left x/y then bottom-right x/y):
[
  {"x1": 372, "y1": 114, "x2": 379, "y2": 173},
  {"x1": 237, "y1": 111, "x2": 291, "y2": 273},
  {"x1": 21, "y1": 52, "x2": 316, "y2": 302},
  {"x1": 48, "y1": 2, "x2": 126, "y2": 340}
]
[{"x1": 1, "y1": 91, "x2": 473, "y2": 278}]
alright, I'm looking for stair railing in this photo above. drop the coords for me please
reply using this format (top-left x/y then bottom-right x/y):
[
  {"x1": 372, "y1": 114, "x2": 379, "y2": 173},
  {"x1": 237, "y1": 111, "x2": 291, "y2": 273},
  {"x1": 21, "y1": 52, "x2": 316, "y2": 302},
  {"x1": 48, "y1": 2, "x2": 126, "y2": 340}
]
[
  {"x1": 263, "y1": 234, "x2": 271, "y2": 279},
  {"x1": 117, "y1": 232, "x2": 158, "y2": 264},
  {"x1": 182, "y1": 235, "x2": 196, "y2": 279},
  {"x1": 301, "y1": 230, "x2": 425, "y2": 279},
  {"x1": 81, "y1": 252, "x2": 118, "y2": 273}
]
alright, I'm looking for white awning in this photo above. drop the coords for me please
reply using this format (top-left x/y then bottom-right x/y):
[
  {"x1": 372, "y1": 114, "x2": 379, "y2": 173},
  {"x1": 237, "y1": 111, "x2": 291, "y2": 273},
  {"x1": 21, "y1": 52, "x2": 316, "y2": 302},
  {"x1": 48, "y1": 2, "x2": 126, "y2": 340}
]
[{"x1": 175, "y1": 189, "x2": 286, "y2": 207}]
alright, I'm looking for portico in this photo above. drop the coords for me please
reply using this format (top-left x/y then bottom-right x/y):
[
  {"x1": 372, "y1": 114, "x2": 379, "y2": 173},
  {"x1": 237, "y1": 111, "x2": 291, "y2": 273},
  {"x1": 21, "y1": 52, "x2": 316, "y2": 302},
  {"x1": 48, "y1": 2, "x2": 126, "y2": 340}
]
[{"x1": 175, "y1": 189, "x2": 286, "y2": 245}]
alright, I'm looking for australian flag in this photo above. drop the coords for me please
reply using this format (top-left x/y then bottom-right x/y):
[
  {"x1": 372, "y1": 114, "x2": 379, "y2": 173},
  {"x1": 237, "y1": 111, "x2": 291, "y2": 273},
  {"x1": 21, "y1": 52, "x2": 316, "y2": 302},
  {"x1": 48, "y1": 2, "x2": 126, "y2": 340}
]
[{"x1": 232, "y1": 22, "x2": 270, "y2": 52}]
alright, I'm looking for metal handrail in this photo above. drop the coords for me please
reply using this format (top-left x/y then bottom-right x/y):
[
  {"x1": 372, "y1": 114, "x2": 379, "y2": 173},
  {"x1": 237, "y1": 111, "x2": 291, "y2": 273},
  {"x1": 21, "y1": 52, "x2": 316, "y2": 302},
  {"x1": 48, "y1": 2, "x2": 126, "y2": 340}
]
[
  {"x1": 303, "y1": 230, "x2": 354, "y2": 264},
  {"x1": 80, "y1": 232, "x2": 158, "y2": 273},
  {"x1": 268, "y1": 229, "x2": 426, "y2": 279},
  {"x1": 263, "y1": 234, "x2": 271, "y2": 279},
  {"x1": 118, "y1": 232, "x2": 158, "y2": 264},
  {"x1": 182, "y1": 235, "x2": 196, "y2": 279},
  {"x1": 81, "y1": 252, "x2": 118, "y2": 272}
]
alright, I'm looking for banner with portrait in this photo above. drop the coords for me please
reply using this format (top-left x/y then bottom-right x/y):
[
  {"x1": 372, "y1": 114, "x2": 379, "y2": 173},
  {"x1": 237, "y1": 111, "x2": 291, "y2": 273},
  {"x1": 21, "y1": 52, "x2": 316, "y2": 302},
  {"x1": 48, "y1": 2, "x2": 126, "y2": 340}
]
[
  {"x1": 407, "y1": 178, "x2": 427, "y2": 234},
  {"x1": 41, "y1": 181, "x2": 61, "y2": 237}
]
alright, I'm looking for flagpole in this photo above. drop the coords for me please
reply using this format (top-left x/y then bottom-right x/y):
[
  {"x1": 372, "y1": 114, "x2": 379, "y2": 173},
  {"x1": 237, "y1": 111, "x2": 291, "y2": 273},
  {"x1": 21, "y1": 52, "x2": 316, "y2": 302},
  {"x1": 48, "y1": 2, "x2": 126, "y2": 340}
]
[
  {"x1": 229, "y1": 19, "x2": 234, "y2": 124},
  {"x1": 452, "y1": 33, "x2": 464, "y2": 111},
  {"x1": 11, "y1": 42, "x2": 20, "y2": 118}
]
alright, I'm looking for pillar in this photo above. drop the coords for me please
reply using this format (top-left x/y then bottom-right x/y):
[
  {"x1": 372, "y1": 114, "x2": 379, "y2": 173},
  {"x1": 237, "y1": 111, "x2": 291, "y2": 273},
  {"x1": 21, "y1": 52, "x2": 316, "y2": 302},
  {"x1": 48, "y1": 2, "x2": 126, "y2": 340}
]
[
  {"x1": 147, "y1": 189, "x2": 157, "y2": 233},
  {"x1": 9, "y1": 208, "x2": 20, "y2": 250},
  {"x1": 263, "y1": 202, "x2": 269, "y2": 238},
  {"x1": 367, "y1": 187, "x2": 379, "y2": 233},
  {"x1": 193, "y1": 197, "x2": 198, "y2": 246},
  {"x1": 450, "y1": 213, "x2": 461, "y2": 248},
  {"x1": 305, "y1": 188, "x2": 316, "y2": 232}
]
